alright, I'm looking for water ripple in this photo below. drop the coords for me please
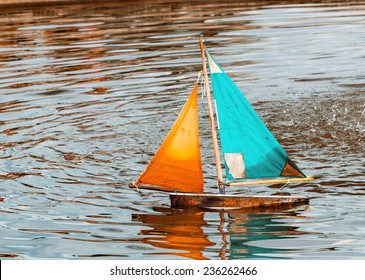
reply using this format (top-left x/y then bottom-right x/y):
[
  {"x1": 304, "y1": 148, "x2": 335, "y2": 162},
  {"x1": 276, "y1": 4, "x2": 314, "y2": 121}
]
[{"x1": 0, "y1": 0, "x2": 364, "y2": 259}]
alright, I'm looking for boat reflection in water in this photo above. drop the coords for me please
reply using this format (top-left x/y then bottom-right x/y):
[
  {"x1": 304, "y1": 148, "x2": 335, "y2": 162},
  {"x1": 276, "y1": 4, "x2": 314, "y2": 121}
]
[
  {"x1": 132, "y1": 206, "x2": 310, "y2": 259},
  {"x1": 132, "y1": 207, "x2": 214, "y2": 260}
]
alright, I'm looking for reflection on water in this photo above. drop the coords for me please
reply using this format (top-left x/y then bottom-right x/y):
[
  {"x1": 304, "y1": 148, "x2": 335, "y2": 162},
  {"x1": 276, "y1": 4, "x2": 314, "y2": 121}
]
[
  {"x1": 132, "y1": 207, "x2": 214, "y2": 260},
  {"x1": 132, "y1": 204, "x2": 364, "y2": 259},
  {"x1": 132, "y1": 206, "x2": 315, "y2": 259},
  {"x1": 0, "y1": 0, "x2": 364, "y2": 259}
]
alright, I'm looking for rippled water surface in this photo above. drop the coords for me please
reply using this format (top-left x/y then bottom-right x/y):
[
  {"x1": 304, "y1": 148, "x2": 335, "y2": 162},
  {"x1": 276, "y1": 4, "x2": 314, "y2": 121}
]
[{"x1": 0, "y1": 0, "x2": 364, "y2": 259}]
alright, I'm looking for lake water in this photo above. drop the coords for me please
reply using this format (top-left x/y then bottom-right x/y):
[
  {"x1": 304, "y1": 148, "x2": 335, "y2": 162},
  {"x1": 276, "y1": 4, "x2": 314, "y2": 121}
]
[{"x1": 0, "y1": 0, "x2": 364, "y2": 260}]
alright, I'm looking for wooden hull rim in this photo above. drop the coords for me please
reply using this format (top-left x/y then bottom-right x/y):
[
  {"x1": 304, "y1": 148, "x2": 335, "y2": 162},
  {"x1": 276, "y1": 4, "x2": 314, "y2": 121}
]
[{"x1": 169, "y1": 193, "x2": 309, "y2": 210}]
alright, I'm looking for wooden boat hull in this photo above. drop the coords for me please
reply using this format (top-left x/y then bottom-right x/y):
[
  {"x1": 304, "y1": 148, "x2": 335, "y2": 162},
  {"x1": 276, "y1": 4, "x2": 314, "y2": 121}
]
[{"x1": 169, "y1": 193, "x2": 309, "y2": 211}]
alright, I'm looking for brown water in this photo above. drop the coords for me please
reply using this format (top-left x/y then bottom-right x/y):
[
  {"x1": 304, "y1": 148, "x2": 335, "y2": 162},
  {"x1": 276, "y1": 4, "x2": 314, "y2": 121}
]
[{"x1": 0, "y1": 0, "x2": 364, "y2": 259}]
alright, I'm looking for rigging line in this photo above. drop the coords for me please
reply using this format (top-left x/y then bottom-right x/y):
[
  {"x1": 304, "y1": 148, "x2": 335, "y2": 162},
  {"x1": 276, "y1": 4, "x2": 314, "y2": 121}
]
[
  {"x1": 196, "y1": 70, "x2": 205, "y2": 98},
  {"x1": 196, "y1": 70, "x2": 203, "y2": 83},
  {"x1": 129, "y1": 181, "x2": 142, "y2": 196},
  {"x1": 277, "y1": 180, "x2": 290, "y2": 193}
]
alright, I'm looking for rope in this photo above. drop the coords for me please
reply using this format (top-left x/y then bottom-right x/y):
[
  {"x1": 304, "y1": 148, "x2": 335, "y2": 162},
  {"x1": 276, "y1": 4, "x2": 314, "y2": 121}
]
[
  {"x1": 129, "y1": 181, "x2": 142, "y2": 196},
  {"x1": 277, "y1": 179, "x2": 290, "y2": 193},
  {"x1": 196, "y1": 70, "x2": 205, "y2": 98}
]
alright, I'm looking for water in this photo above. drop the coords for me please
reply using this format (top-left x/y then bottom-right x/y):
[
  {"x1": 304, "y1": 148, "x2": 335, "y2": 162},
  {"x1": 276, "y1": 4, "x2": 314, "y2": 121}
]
[{"x1": 0, "y1": 0, "x2": 364, "y2": 259}]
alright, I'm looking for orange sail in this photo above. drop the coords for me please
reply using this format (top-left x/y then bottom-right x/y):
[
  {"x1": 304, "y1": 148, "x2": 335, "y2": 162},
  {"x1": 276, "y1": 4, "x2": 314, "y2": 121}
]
[{"x1": 134, "y1": 83, "x2": 204, "y2": 193}]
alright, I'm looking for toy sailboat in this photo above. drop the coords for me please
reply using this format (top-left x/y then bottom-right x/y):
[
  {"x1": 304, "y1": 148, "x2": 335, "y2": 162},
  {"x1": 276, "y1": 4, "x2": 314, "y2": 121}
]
[{"x1": 130, "y1": 38, "x2": 313, "y2": 210}]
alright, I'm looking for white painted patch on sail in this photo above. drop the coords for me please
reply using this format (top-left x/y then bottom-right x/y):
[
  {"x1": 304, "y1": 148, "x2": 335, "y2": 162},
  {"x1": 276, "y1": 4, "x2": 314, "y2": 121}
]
[
  {"x1": 224, "y1": 153, "x2": 246, "y2": 179},
  {"x1": 206, "y1": 52, "x2": 223, "y2": 73}
]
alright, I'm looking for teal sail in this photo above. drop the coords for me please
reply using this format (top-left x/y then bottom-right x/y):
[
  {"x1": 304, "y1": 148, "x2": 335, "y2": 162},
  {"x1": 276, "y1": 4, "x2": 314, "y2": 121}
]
[{"x1": 205, "y1": 49, "x2": 307, "y2": 182}]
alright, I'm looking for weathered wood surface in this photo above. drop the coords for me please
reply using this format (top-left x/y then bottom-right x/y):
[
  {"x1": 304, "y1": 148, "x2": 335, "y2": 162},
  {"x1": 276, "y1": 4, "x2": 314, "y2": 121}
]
[
  {"x1": 0, "y1": 0, "x2": 72, "y2": 4},
  {"x1": 0, "y1": 0, "x2": 108, "y2": 6},
  {"x1": 170, "y1": 193, "x2": 309, "y2": 211}
]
